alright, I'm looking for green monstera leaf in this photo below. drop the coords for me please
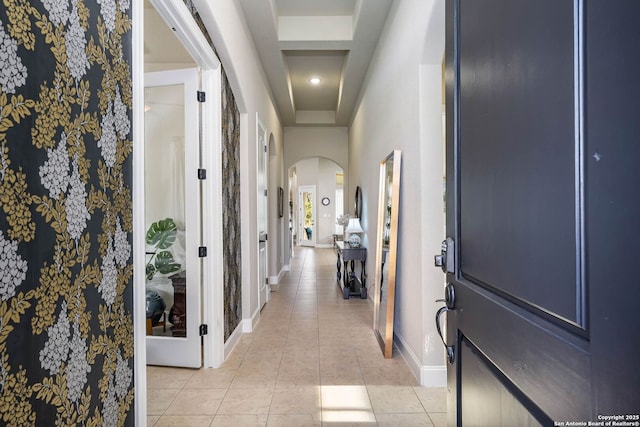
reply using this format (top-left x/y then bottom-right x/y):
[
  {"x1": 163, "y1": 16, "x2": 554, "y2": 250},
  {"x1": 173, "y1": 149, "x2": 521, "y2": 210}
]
[
  {"x1": 145, "y1": 218, "x2": 181, "y2": 280},
  {"x1": 154, "y1": 250, "x2": 181, "y2": 275},
  {"x1": 145, "y1": 263, "x2": 157, "y2": 281},
  {"x1": 146, "y1": 218, "x2": 177, "y2": 249}
]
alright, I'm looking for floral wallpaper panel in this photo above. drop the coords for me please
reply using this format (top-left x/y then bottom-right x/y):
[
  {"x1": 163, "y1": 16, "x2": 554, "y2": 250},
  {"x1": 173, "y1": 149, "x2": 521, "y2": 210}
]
[
  {"x1": 220, "y1": 69, "x2": 242, "y2": 340},
  {"x1": 0, "y1": 0, "x2": 134, "y2": 425}
]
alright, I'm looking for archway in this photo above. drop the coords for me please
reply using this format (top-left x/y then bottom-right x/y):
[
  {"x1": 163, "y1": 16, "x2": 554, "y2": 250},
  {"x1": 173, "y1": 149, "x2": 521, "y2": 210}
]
[{"x1": 288, "y1": 157, "x2": 345, "y2": 250}]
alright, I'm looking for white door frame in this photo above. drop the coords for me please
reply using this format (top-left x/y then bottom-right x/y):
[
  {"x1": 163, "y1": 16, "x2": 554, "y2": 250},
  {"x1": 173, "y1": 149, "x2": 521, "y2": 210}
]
[
  {"x1": 299, "y1": 185, "x2": 316, "y2": 247},
  {"x1": 256, "y1": 113, "x2": 269, "y2": 311},
  {"x1": 257, "y1": 115, "x2": 269, "y2": 309},
  {"x1": 133, "y1": 0, "x2": 223, "y2": 423}
]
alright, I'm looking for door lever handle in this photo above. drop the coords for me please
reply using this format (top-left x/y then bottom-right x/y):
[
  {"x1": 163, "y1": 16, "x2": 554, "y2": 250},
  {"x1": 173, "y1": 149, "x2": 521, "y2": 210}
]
[
  {"x1": 435, "y1": 283, "x2": 456, "y2": 363},
  {"x1": 435, "y1": 306, "x2": 455, "y2": 364}
]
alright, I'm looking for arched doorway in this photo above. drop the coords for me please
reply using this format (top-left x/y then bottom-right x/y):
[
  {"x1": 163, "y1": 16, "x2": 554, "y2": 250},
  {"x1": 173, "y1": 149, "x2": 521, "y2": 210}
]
[{"x1": 288, "y1": 158, "x2": 344, "y2": 249}]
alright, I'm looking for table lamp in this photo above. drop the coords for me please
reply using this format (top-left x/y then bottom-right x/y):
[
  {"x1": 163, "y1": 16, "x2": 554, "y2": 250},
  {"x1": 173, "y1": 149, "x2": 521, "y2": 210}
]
[{"x1": 345, "y1": 218, "x2": 364, "y2": 246}]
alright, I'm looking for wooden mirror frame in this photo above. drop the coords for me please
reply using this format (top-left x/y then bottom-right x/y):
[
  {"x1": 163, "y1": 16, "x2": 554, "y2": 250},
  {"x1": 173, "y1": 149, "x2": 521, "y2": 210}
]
[{"x1": 373, "y1": 150, "x2": 401, "y2": 358}]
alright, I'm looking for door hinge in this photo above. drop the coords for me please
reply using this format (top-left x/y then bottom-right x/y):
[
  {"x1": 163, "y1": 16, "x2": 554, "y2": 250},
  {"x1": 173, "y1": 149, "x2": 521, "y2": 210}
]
[
  {"x1": 199, "y1": 324, "x2": 208, "y2": 336},
  {"x1": 264, "y1": 189, "x2": 268, "y2": 197},
  {"x1": 197, "y1": 169, "x2": 206, "y2": 180},
  {"x1": 264, "y1": 145, "x2": 267, "y2": 153},
  {"x1": 198, "y1": 246, "x2": 207, "y2": 257},
  {"x1": 197, "y1": 91, "x2": 206, "y2": 102},
  {"x1": 265, "y1": 277, "x2": 269, "y2": 285}
]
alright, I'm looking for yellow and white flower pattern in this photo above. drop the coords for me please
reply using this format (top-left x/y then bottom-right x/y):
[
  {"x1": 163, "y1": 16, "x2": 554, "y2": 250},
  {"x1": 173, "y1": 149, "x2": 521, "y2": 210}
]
[{"x1": 0, "y1": 0, "x2": 133, "y2": 425}]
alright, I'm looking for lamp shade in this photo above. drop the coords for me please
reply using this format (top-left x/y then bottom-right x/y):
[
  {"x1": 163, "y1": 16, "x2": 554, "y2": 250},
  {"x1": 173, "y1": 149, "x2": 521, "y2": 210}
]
[{"x1": 345, "y1": 218, "x2": 364, "y2": 234}]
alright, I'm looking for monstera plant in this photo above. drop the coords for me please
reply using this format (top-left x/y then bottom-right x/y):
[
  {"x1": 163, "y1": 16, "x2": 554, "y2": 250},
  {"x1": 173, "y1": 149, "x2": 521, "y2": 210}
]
[{"x1": 145, "y1": 218, "x2": 181, "y2": 280}]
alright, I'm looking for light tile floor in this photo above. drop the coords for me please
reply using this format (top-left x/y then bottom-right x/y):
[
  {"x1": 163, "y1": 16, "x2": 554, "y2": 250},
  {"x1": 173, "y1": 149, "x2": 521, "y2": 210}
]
[{"x1": 147, "y1": 247, "x2": 447, "y2": 426}]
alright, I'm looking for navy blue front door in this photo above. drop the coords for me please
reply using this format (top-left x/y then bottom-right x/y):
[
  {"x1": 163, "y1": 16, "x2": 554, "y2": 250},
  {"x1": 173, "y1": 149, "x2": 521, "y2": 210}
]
[{"x1": 444, "y1": 0, "x2": 640, "y2": 424}]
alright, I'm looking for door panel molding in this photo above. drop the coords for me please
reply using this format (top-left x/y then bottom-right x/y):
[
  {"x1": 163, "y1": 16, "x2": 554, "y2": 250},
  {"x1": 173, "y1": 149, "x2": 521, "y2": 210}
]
[
  {"x1": 454, "y1": 281, "x2": 591, "y2": 421},
  {"x1": 460, "y1": 337, "x2": 553, "y2": 426},
  {"x1": 457, "y1": 0, "x2": 581, "y2": 327},
  {"x1": 459, "y1": 273, "x2": 587, "y2": 334},
  {"x1": 572, "y1": 0, "x2": 587, "y2": 329}
]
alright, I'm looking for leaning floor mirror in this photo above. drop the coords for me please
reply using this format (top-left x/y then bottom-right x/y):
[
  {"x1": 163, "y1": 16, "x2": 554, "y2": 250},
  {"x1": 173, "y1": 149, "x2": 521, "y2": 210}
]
[{"x1": 373, "y1": 150, "x2": 401, "y2": 358}]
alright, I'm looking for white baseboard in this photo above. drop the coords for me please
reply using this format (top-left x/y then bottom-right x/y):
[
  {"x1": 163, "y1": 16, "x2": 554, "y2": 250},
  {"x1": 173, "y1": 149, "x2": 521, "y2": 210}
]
[
  {"x1": 225, "y1": 308, "x2": 262, "y2": 360},
  {"x1": 315, "y1": 243, "x2": 334, "y2": 249},
  {"x1": 393, "y1": 333, "x2": 422, "y2": 383},
  {"x1": 283, "y1": 263, "x2": 290, "y2": 271},
  {"x1": 394, "y1": 333, "x2": 447, "y2": 387},
  {"x1": 269, "y1": 266, "x2": 286, "y2": 285},
  {"x1": 242, "y1": 319, "x2": 251, "y2": 333},
  {"x1": 421, "y1": 365, "x2": 447, "y2": 387},
  {"x1": 243, "y1": 307, "x2": 260, "y2": 333}
]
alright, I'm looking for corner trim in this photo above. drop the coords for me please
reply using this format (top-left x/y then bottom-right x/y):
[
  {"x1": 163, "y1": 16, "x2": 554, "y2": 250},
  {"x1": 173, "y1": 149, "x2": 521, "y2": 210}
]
[
  {"x1": 394, "y1": 333, "x2": 447, "y2": 387},
  {"x1": 224, "y1": 323, "x2": 243, "y2": 360}
]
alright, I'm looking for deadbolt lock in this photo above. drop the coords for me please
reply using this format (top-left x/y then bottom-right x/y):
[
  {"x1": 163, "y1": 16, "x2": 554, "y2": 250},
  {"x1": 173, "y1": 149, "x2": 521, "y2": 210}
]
[{"x1": 434, "y1": 237, "x2": 455, "y2": 273}]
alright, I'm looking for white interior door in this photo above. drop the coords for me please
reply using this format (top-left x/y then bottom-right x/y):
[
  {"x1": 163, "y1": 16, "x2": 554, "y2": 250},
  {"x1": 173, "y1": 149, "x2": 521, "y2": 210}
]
[
  {"x1": 258, "y1": 239, "x2": 267, "y2": 309},
  {"x1": 144, "y1": 68, "x2": 201, "y2": 368},
  {"x1": 257, "y1": 117, "x2": 269, "y2": 309},
  {"x1": 299, "y1": 185, "x2": 316, "y2": 247}
]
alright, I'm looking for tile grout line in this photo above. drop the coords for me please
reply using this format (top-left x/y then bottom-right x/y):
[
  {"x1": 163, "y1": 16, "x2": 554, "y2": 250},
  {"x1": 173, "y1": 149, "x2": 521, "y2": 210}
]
[
  {"x1": 264, "y1": 246, "x2": 306, "y2": 424},
  {"x1": 315, "y1": 250, "x2": 324, "y2": 426}
]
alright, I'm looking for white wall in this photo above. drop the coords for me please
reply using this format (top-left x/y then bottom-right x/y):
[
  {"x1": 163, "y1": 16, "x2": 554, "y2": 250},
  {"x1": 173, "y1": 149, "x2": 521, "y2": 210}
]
[
  {"x1": 191, "y1": 0, "x2": 285, "y2": 329},
  {"x1": 317, "y1": 159, "x2": 341, "y2": 246},
  {"x1": 283, "y1": 127, "x2": 349, "y2": 173},
  {"x1": 349, "y1": 0, "x2": 446, "y2": 386}
]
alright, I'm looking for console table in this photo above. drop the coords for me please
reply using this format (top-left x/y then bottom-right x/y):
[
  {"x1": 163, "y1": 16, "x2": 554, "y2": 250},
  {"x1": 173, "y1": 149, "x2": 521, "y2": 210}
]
[{"x1": 335, "y1": 241, "x2": 367, "y2": 299}]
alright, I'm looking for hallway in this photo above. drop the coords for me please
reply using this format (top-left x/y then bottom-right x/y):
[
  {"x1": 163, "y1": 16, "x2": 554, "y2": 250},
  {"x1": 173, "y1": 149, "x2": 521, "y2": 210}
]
[{"x1": 147, "y1": 247, "x2": 446, "y2": 426}]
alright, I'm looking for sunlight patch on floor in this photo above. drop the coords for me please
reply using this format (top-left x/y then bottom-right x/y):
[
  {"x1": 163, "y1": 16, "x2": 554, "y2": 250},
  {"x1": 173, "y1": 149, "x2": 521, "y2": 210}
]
[{"x1": 320, "y1": 385, "x2": 376, "y2": 423}]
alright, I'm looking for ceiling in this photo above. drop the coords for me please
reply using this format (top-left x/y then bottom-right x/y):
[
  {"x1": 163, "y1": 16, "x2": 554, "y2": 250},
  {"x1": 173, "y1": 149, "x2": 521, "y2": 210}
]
[
  {"x1": 144, "y1": 0, "x2": 394, "y2": 127},
  {"x1": 144, "y1": 1, "x2": 193, "y2": 65},
  {"x1": 238, "y1": 0, "x2": 393, "y2": 126}
]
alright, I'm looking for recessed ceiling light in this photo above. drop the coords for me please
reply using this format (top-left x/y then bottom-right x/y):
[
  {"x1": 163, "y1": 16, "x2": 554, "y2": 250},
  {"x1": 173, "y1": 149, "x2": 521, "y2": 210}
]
[{"x1": 310, "y1": 77, "x2": 321, "y2": 86}]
